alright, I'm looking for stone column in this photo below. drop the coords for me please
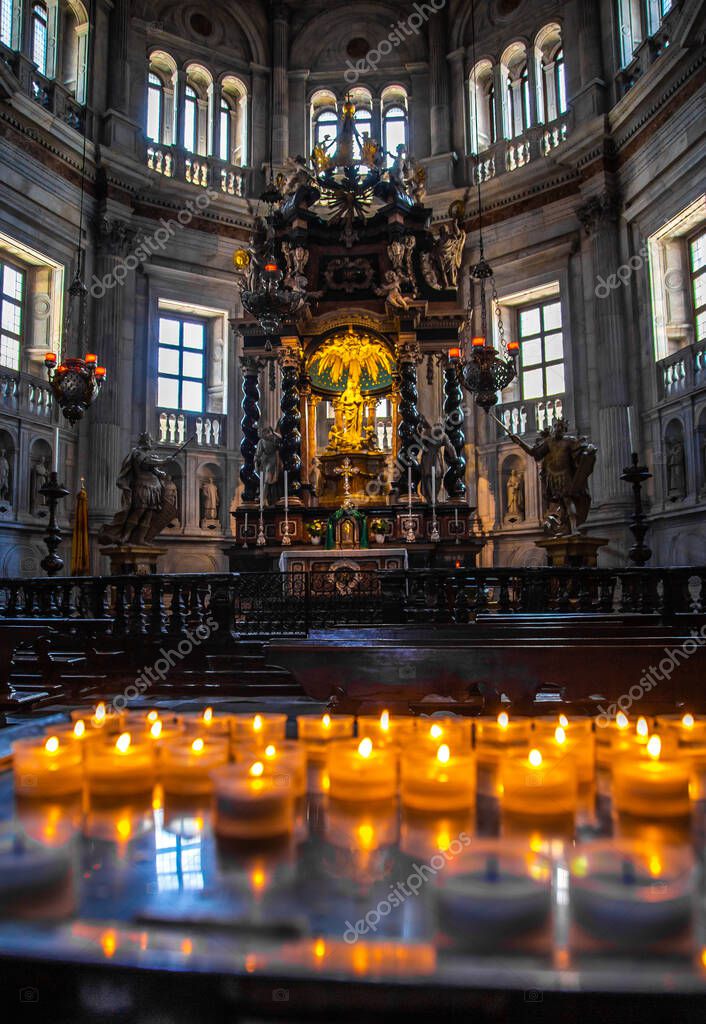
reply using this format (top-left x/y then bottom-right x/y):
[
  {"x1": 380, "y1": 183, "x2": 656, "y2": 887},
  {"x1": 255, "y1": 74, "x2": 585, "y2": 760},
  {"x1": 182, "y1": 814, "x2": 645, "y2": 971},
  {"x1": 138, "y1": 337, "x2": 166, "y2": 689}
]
[
  {"x1": 397, "y1": 341, "x2": 422, "y2": 499},
  {"x1": 408, "y1": 65, "x2": 431, "y2": 158},
  {"x1": 564, "y1": 0, "x2": 606, "y2": 120},
  {"x1": 174, "y1": 69, "x2": 188, "y2": 151},
  {"x1": 443, "y1": 360, "x2": 466, "y2": 501},
  {"x1": 239, "y1": 356, "x2": 261, "y2": 504},
  {"x1": 88, "y1": 218, "x2": 137, "y2": 517},
  {"x1": 448, "y1": 49, "x2": 467, "y2": 161},
  {"x1": 107, "y1": 0, "x2": 130, "y2": 113},
  {"x1": 578, "y1": 192, "x2": 632, "y2": 504},
  {"x1": 272, "y1": 3, "x2": 289, "y2": 165},
  {"x1": 250, "y1": 65, "x2": 269, "y2": 190},
  {"x1": 288, "y1": 69, "x2": 309, "y2": 158},
  {"x1": 371, "y1": 97, "x2": 382, "y2": 147},
  {"x1": 211, "y1": 80, "x2": 223, "y2": 159},
  {"x1": 428, "y1": 5, "x2": 451, "y2": 156},
  {"x1": 277, "y1": 344, "x2": 302, "y2": 504}
]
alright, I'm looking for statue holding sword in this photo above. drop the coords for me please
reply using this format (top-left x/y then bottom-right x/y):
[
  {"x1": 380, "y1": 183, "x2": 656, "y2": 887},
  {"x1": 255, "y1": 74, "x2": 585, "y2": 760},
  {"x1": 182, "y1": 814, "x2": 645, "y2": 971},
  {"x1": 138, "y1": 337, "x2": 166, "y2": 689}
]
[
  {"x1": 99, "y1": 432, "x2": 194, "y2": 547},
  {"x1": 490, "y1": 413, "x2": 597, "y2": 536}
]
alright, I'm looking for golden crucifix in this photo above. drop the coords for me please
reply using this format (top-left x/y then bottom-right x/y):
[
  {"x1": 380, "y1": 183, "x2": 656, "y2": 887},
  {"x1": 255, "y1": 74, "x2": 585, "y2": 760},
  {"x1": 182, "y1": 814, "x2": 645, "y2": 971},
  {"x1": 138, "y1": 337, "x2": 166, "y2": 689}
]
[{"x1": 333, "y1": 456, "x2": 355, "y2": 508}]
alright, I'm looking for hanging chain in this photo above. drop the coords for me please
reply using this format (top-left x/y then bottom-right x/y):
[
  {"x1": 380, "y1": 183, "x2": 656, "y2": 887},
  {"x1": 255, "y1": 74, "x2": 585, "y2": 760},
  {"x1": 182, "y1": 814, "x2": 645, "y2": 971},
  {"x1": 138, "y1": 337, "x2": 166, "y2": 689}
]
[{"x1": 491, "y1": 278, "x2": 506, "y2": 355}]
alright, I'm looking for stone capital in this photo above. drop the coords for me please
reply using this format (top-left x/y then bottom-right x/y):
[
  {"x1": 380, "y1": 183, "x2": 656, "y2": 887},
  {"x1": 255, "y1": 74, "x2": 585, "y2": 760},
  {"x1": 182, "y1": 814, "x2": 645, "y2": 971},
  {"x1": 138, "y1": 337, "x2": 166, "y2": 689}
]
[{"x1": 577, "y1": 191, "x2": 622, "y2": 235}]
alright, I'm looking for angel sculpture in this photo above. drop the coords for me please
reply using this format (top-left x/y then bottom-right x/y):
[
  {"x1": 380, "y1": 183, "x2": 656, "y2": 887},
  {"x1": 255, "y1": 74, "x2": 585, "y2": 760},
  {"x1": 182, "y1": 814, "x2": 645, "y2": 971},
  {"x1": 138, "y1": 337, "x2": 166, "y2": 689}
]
[
  {"x1": 309, "y1": 327, "x2": 395, "y2": 390},
  {"x1": 375, "y1": 270, "x2": 412, "y2": 310},
  {"x1": 420, "y1": 220, "x2": 466, "y2": 291}
]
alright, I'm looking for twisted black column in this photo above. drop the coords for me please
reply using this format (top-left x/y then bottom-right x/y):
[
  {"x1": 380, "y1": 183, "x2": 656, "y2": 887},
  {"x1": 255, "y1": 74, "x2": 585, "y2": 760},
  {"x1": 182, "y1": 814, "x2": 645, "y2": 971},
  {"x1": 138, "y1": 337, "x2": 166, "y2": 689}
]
[
  {"x1": 277, "y1": 348, "x2": 302, "y2": 503},
  {"x1": 397, "y1": 343, "x2": 421, "y2": 498},
  {"x1": 443, "y1": 361, "x2": 467, "y2": 501},
  {"x1": 239, "y1": 357, "x2": 261, "y2": 503}
]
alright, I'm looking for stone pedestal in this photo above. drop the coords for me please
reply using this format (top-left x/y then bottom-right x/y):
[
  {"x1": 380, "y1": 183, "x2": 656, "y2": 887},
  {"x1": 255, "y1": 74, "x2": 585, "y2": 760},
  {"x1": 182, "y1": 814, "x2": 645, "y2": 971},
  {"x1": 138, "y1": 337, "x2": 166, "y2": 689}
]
[
  {"x1": 100, "y1": 545, "x2": 168, "y2": 575},
  {"x1": 534, "y1": 535, "x2": 609, "y2": 568}
]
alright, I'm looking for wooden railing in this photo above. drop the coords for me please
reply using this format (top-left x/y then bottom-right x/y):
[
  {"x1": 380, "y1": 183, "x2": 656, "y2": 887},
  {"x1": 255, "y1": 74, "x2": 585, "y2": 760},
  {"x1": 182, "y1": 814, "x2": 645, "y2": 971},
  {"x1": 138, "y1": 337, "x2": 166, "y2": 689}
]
[{"x1": 0, "y1": 567, "x2": 703, "y2": 638}]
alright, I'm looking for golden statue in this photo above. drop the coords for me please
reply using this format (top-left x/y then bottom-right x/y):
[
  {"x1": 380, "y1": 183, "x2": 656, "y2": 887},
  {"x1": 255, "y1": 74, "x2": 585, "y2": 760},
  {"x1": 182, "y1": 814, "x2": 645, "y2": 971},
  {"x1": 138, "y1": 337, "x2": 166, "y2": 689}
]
[
  {"x1": 309, "y1": 326, "x2": 394, "y2": 390},
  {"x1": 329, "y1": 380, "x2": 365, "y2": 452}
]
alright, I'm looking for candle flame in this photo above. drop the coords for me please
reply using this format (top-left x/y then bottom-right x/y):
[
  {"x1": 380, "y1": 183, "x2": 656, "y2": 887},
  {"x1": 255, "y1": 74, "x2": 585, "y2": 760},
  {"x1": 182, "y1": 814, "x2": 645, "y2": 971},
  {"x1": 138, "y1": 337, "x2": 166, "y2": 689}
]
[
  {"x1": 554, "y1": 726, "x2": 567, "y2": 746},
  {"x1": 150, "y1": 720, "x2": 163, "y2": 739},
  {"x1": 380, "y1": 710, "x2": 390, "y2": 732},
  {"x1": 116, "y1": 732, "x2": 131, "y2": 753},
  {"x1": 430, "y1": 723, "x2": 443, "y2": 740},
  {"x1": 314, "y1": 938, "x2": 326, "y2": 960},
  {"x1": 249, "y1": 761, "x2": 264, "y2": 777},
  {"x1": 648, "y1": 854, "x2": 662, "y2": 877},
  {"x1": 44, "y1": 736, "x2": 59, "y2": 754},
  {"x1": 616, "y1": 711, "x2": 629, "y2": 730},
  {"x1": 558, "y1": 713, "x2": 569, "y2": 729},
  {"x1": 73, "y1": 720, "x2": 86, "y2": 739},
  {"x1": 497, "y1": 711, "x2": 509, "y2": 730},
  {"x1": 95, "y1": 702, "x2": 106, "y2": 723},
  {"x1": 251, "y1": 867, "x2": 266, "y2": 891},
  {"x1": 437, "y1": 744, "x2": 451, "y2": 764},
  {"x1": 357, "y1": 823, "x2": 374, "y2": 849},
  {"x1": 322, "y1": 713, "x2": 331, "y2": 729},
  {"x1": 637, "y1": 717, "x2": 648, "y2": 738},
  {"x1": 647, "y1": 735, "x2": 661, "y2": 760},
  {"x1": 528, "y1": 749, "x2": 543, "y2": 768},
  {"x1": 147, "y1": 710, "x2": 159, "y2": 723},
  {"x1": 203, "y1": 707, "x2": 213, "y2": 723},
  {"x1": 191, "y1": 738, "x2": 204, "y2": 754},
  {"x1": 253, "y1": 714, "x2": 263, "y2": 732},
  {"x1": 682, "y1": 713, "x2": 695, "y2": 730},
  {"x1": 264, "y1": 744, "x2": 276, "y2": 758},
  {"x1": 358, "y1": 737, "x2": 373, "y2": 759}
]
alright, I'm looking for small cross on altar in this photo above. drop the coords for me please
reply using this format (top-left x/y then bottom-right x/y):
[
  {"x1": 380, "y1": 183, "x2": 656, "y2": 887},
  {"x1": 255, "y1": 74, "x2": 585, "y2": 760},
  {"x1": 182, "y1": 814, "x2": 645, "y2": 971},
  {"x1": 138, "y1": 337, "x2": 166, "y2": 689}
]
[{"x1": 334, "y1": 456, "x2": 355, "y2": 507}]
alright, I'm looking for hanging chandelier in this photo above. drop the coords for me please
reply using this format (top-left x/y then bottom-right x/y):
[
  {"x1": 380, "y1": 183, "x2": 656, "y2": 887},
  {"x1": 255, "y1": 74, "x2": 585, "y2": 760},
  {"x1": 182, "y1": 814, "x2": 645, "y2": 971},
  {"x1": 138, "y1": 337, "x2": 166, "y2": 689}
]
[
  {"x1": 457, "y1": 0, "x2": 518, "y2": 413},
  {"x1": 457, "y1": 252, "x2": 518, "y2": 411},
  {"x1": 234, "y1": 181, "x2": 305, "y2": 335}
]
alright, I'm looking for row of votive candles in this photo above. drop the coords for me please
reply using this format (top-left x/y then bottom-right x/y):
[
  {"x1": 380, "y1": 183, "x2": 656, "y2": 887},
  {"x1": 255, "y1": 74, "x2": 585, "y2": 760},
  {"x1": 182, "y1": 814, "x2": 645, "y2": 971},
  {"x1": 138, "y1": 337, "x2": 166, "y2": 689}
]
[{"x1": 13, "y1": 706, "x2": 706, "y2": 839}]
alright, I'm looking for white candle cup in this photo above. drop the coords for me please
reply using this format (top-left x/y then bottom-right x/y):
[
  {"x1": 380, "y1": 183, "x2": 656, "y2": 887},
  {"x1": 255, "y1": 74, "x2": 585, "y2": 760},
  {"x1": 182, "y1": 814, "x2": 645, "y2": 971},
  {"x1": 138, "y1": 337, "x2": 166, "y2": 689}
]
[
  {"x1": 231, "y1": 713, "x2": 287, "y2": 749},
  {"x1": 434, "y1": 840, "x2": 552, "y2": 949},
  {"x1": 328, "y1": 738, "x2": 397, "y2": 802},
  {"x1": 569, "y1": 840, "x2": 695, "y2": 947},
  {"x1": 212, "y1": 763, "x2": 294, "y2": 840},
  {"x1": 85, "y1": 734, "x2": 156, "y2": 798},
  {"x1": 13, "y1": 735, "x2": 83, "y2": 799},
  {"x1": 501, "y1": 748, "x2": 578, "y2": 821},
  {"x1": 234, "y1": 739, "x2": 307, "y2": 798},
  {"x1": 181, "y1": 709, "x2": 232, "y2": 738},
  {"x1": 401, "y1": 747, "x2": 476, "y2": 812},
  {"x1": 297, "y1": 714, "x2": 355, "y2": 759},
  {"x1": 613, "y1": 741, "x2": 690, "y2": 820},
  {"x1": 417, "y1": 717, "x2": 473, "y2": 751},
  {"x1": 71, "y1": 705, "x2": 121, "y2": 734},
  {"x1": 161, "y1": 736, "x2": 229, "y2": 796}
]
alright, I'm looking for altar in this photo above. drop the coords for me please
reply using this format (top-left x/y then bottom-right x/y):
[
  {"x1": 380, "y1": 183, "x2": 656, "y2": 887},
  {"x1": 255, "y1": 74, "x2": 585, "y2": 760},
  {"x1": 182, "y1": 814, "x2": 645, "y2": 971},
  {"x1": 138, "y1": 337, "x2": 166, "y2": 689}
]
[{"x1": 278, "y1": 546, "x2": 408, "y2": 596}]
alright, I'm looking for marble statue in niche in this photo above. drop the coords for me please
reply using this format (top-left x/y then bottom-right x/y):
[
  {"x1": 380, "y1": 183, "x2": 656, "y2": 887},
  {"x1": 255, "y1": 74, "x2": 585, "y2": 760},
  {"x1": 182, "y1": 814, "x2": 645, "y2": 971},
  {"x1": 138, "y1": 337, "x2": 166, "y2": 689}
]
[
  {"x1": 98, "y1": 433, "x2": 182, "y2": 546},
  {"x1": 31, "y1": 455, "x2": 49, "y2": 514},
  {"x1": 255, "y1": 426, "x2": 281, "y2": 506},
  {"x1": 666, "y1": 438, "x2": 687, "y2": 500},
  {"x1": 0, "y1": 449, "x2": 11, "y2": 503},
  {"x1": 200, "y1": 477, "x2": 220, "y2": 525},
  {"x1": 505, "y1": 468, "x2": 525, "y2": 523}
]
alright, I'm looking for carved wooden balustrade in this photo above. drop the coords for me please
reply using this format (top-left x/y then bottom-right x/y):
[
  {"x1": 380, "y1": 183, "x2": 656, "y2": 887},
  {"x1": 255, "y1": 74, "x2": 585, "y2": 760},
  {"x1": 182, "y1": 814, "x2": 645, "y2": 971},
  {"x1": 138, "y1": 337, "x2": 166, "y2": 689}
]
[{"x1": 0, "y1": 568, "x2": 703, "y2": 638}]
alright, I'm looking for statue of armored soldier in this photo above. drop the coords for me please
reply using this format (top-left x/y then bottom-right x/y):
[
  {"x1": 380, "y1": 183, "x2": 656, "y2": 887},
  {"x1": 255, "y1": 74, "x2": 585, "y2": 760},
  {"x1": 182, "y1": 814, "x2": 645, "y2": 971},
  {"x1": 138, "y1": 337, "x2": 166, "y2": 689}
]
[{"x1": 509, "y1": 419, "x2": 597, "y2": 536}]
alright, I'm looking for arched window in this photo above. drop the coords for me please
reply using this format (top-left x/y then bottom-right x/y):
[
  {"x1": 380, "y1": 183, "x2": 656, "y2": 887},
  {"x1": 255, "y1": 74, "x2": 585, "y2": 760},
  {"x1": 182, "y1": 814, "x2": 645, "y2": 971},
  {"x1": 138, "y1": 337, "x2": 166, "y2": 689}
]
[
  {"x1": 61, "y1": 0, "x2": 89, "y2": 104},
  {"x1": 382, "y1": 85, "x2": 408, "y2": 165},
  {"x1": 1, "y1": 0, "x2": 21, "y2": 48},
  {"x1": 219, "y1": 76, "x2": 248, "y2": 165},
  {"x1": 310, "y1": 89, "x2": 338, "y2": 153},
  {"x1": 31, "y1": 1, "x2": 49, "y2": 74},
  {"x1": 183, "y1": 64, "x2": 213, "y2": 156},
  {"x1": 646, "y1": 0, "x2": 672, "y2": 35},
  {"x1": 146, "y1": 51, "x2": 177, "y2": 146},
  {"x1": 535, "y1": 25, "x2": 567, "y2": 123},
  {"x1": 314, "y1": 106, "x2": 337, "y2": 148},
  {"x1": 618, "y1": 0, "x2": 643, "y2": 66},
  {"x1": 348, "y1": 86, "x2": 372, "y2": 163},
  {"x1": 501, "y1": 43, "x2": 531, "y2": 139},
  {"x1": 468, "y1": 60, "x2": 496, "y2": 154}
]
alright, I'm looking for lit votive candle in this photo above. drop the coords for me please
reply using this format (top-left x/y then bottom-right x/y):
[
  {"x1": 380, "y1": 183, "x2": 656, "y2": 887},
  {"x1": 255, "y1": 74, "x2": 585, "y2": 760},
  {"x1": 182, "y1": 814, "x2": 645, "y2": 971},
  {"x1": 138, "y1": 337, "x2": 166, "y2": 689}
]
[
  {"x1": 85, "y1": 732, "x2": 156, "y2": 798},
  {"x1": 123, "y1": 709, "x2": 181, "y2": 734},
  {"x1": 144, "y1": 718, "x2": 183, "y2": 760},
  {"x1": 13, "y1": 735, "x2": 83, "y2": 799},
  {"x1": 613, "y1": 734, "x2": 690, "y2": 819},
  {"x1": 181, "y1": 706, "x2": 232, "y2": 737},
  {"x1": 231, "y1": 712, "x2": 287, "y2": 747},
  {"x1": 417, "y1": 717, "x2": 472, "y2": 750},
  {"x1": 595, "y1": 710, "x2": 631, "y2": 768},
  {"x1": 658, "y1": 712, "x2": 706, "y2": 748},
  {"x1": 297, "y1": 713, "x2": 355, "y2": 757},
  {"x1": 54, "y1": 719, "x2": 104, "y2": 759},
  {"x1": 544, "y1": 725, "x2": 595, "y2": 786},
  {"x1": 570, "y1": 840, "x2": 695, "y2": 946},
  {"x1": 235, "y1": 740, "x2": 307, "y2": 798},
  {"x1": 328, "y1": 737, "x2": 397, "y2": 802},
  {"x1": 475, "y1": 713, "x2": 532, "y2": 796},
  {"x1": 71, "y1": 701, "x2": 118, "y2": 733},
  {"x1": 357, "y1": 710, "x2": 416, "y2": 747},
  {"x1": 401, "y1": 744, "x2": 475, "y2": 812},
  {"x1": 212, "y1": 761, "x2": 294, "y2": 839},
  {"x1": 161, "y1": 736, "x2": 229, "y2": 796},
  {"x1": 434, "y1": 840, "x2": 552, "y2": 949},
  {"x1": 533, "y1": 713, "x2": 593, "y2": 742},
  {"x1": 501, "y1": 748, "x2": 578, "y2": 820}
]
